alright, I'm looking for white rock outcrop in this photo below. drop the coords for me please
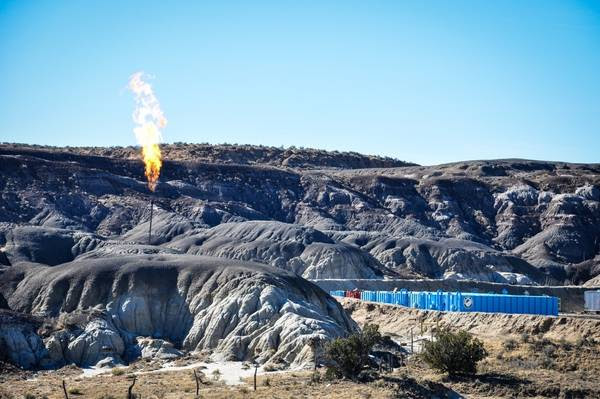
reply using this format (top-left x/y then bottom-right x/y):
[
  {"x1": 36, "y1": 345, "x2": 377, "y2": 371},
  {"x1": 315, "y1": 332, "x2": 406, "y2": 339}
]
[{"x1": 0, "y1": 255, "x2": 356, "y2": 369}]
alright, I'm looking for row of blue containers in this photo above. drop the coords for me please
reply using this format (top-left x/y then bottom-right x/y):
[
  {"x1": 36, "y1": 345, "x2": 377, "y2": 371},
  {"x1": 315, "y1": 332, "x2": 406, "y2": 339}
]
[{"x1": 330, "y1": 289, "x2": 559, "y2": 316}]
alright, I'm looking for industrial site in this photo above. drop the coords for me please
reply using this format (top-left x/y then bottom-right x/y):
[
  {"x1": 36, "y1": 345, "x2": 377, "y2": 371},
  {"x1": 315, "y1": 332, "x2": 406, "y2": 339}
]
[{"x1": 2, "y1": 2, "x2": 600, "y2": 398}]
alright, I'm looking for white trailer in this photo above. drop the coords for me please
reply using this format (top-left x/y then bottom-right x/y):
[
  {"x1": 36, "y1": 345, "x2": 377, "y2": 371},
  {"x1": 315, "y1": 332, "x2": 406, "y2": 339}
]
[{"x1": 584, "y1": 290, "x2": 600, "y2": 313}]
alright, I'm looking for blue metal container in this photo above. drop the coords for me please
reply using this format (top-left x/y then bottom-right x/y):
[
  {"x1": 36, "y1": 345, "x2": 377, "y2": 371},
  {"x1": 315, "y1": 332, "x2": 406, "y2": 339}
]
[
  {"x1": 446, "y1": 292, "x2": 558, "y2": 316},
  {"x1": 330, "y1": 288, "x2": 558, "y2": 316}
]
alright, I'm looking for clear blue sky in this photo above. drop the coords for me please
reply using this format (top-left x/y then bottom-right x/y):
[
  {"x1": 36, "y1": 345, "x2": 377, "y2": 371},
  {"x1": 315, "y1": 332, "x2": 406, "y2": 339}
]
[{"x1": 1, "y1": 1, "x2": 599, "y2": 165}]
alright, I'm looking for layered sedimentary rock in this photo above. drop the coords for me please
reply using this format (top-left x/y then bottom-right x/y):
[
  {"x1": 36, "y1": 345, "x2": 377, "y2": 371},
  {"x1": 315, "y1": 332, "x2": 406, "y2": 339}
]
[
  {"x1": 0, "y1": 255, "x2": 355, "y2": 369},
  {"x1": 1, "y1": 145, "x2": 599, "y2": 284},
  {"x1": 167, "y1": 221, "x2": 392, "y2": 279}
]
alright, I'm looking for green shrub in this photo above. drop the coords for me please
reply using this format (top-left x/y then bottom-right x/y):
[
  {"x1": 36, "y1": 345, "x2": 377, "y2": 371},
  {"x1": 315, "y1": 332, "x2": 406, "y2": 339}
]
[
  {"x1": 324, "y1": 323, "x2": 382, "y2": 380},
  {"x1": 111, "y1": 367, "x2": 125, "y2": 376},
  {"x1": 420, "y1": 327, "x2": 488, "y2": 376}
]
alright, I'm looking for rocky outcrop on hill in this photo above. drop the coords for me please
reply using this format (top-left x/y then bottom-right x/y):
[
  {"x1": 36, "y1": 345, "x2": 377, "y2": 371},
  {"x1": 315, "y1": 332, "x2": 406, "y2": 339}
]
[
  {"x1": 0, "y1": 144, "x2": 599, "y2": 284},
  {"x1": 1, "y1": 225, "x2": 99, "y2": 266},
  {"x1": 0, "y1": 255, "x2": 355, "y2": 369},
  {"x1": 334, "y1": 233, "x2": 544, "y2": 283},
  {"x1": 167, "y1": 221, "x2": 392, "y2": 279},
  {"x1": 0, "y1": 143, "x2": 414, "y2": 170}
]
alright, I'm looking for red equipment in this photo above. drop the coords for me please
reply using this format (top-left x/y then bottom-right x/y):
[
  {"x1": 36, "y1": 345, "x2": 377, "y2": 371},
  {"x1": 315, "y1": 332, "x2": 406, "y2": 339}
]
[{"x1": 345, "y1": 289, "x2": 361, "y2": 299}]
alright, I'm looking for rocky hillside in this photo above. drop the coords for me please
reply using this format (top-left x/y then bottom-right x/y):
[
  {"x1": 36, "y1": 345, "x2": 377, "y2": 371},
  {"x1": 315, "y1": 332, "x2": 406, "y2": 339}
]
[
  {"x1": 1, "y1": 142, "x2": 599, "y2": 371},
  {"x1": 0, "y1": 144, "x2": 599, "y2": 285},
  {"x1": 0, "y1": 256, "x2": 355, "y2": 369},
  {"x1": 0, "y1": 142, "x2": 415, "y2": 170}
]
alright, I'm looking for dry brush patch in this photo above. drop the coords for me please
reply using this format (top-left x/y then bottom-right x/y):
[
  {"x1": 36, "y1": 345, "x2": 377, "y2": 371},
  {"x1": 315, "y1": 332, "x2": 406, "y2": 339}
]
[
  {"x1": 341, "y1": 298, "x2": 600, "y2": 398},
  {"x1": 3, "y1": 349, "x2": 600, "y2": 399},
  {"x1": 0, "y1": 369, "x2": 406, "y2": 399}
]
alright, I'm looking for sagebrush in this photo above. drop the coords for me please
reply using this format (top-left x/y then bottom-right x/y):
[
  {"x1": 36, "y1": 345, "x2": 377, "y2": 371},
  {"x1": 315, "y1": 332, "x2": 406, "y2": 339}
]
[
  {"x1": 421, "y1": 327, "x2": 487, "y2": 376},
  {"x1": 325, "y1": 323, "x2": 381, "y2": 379}
]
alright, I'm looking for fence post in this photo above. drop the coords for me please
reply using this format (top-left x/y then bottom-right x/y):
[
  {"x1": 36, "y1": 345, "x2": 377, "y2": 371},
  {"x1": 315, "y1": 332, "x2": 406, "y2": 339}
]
[
  {"x1": 127, "y1": 376, "x2": 136, "y2": 399},
  {"x1": 254, "y1": 364, "x2": 258, "y2": 391},
  {"x1": 193, "y1": 369, "x2": 199, "y2": 396},
  {"x1": 410, "y1": 327, "x2": 414, "y2": 354},
  {"x1": 61, "y1": 380, "x2": 69, "y2": 399}
]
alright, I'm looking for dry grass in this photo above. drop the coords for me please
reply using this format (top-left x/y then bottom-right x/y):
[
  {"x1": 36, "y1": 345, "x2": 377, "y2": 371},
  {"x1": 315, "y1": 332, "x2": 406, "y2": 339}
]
[
  {"x1": 0, "y1": 369, "x2": 401, "y2": 399},
  {"x1": 3, "y1": 339, "x2": 600, "y2": 399}
]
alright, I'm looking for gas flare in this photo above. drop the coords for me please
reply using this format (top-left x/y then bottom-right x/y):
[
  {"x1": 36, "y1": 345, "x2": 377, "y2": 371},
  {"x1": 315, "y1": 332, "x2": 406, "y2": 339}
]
[{"x1": 128, "y1": 72, "x2": 167, "y2": 192}]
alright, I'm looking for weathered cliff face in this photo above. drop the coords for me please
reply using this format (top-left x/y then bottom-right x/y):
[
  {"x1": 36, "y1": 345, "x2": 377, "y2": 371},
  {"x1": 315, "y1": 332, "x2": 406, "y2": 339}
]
[
  {"x1": 0, "y1": 144, "x2": 599, "y2": 283},
  {"x1": 166, "y1": 221, "x2": 391, "y2": 279},
  {"x1": 0, "y1": 255, "x2": 355, "y2": 369},
  {"x1": 333, "y1": 233, "x2": 545, "y2": 284},
  {"x1": 0, "y1": 311, "x2": 47, "y2": 369}
]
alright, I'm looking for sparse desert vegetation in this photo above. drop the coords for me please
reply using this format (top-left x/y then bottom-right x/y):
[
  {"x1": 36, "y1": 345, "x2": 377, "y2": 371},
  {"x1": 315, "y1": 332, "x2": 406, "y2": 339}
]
[
  {"x1": 324, "y1": 323, "x2": 382, "y2": 380},
  {"x1": 2, "y1": 305, "x2": 600, "y2": 399},
  {"x1": 2, "y1": 331, "x2": 600, "y2": 399},
  {"x1": 420, "y1": 327, "x2": 488, "y2": 376}
]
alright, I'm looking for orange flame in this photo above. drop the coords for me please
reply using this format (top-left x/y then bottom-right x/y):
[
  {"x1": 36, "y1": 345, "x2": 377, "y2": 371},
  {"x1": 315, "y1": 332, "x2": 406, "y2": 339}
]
[{"x1": 128, "y1": 72, "x2": 167, "y2": 192}]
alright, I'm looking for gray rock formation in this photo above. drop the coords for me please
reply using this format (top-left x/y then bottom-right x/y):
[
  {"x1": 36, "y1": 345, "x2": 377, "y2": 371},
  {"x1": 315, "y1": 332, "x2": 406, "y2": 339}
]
[
  {"x1": 0, "y1": 255, "x2": 355, "y2": 369},
  {"x1": 63, "y1": 318, "x2": 126, "y2": 366},
  {"x1": 167, "y1": 221, "x2": 392, "y2": 279},
  {"x1": 0, "y1": 311, "x2": 48, "y2": 369},
  {"x1": 2, "y1": 145, "x2": 598, "y2": 284},
  {"x1": 136, "y1": 337, "x2": 183, "y2": 359},
  {"x1": 335, "y1": 232, "x2": 545, "y2": 283}
]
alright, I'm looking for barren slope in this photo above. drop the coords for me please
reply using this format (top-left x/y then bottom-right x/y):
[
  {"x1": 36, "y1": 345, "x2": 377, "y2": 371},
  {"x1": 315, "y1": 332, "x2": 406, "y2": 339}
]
[
  {"x1": 1, "y1": 144, "x2": 599, "y2": 284},
  {"x1": 0, "y1": 256, "x2": 355, "y2": 369}
]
